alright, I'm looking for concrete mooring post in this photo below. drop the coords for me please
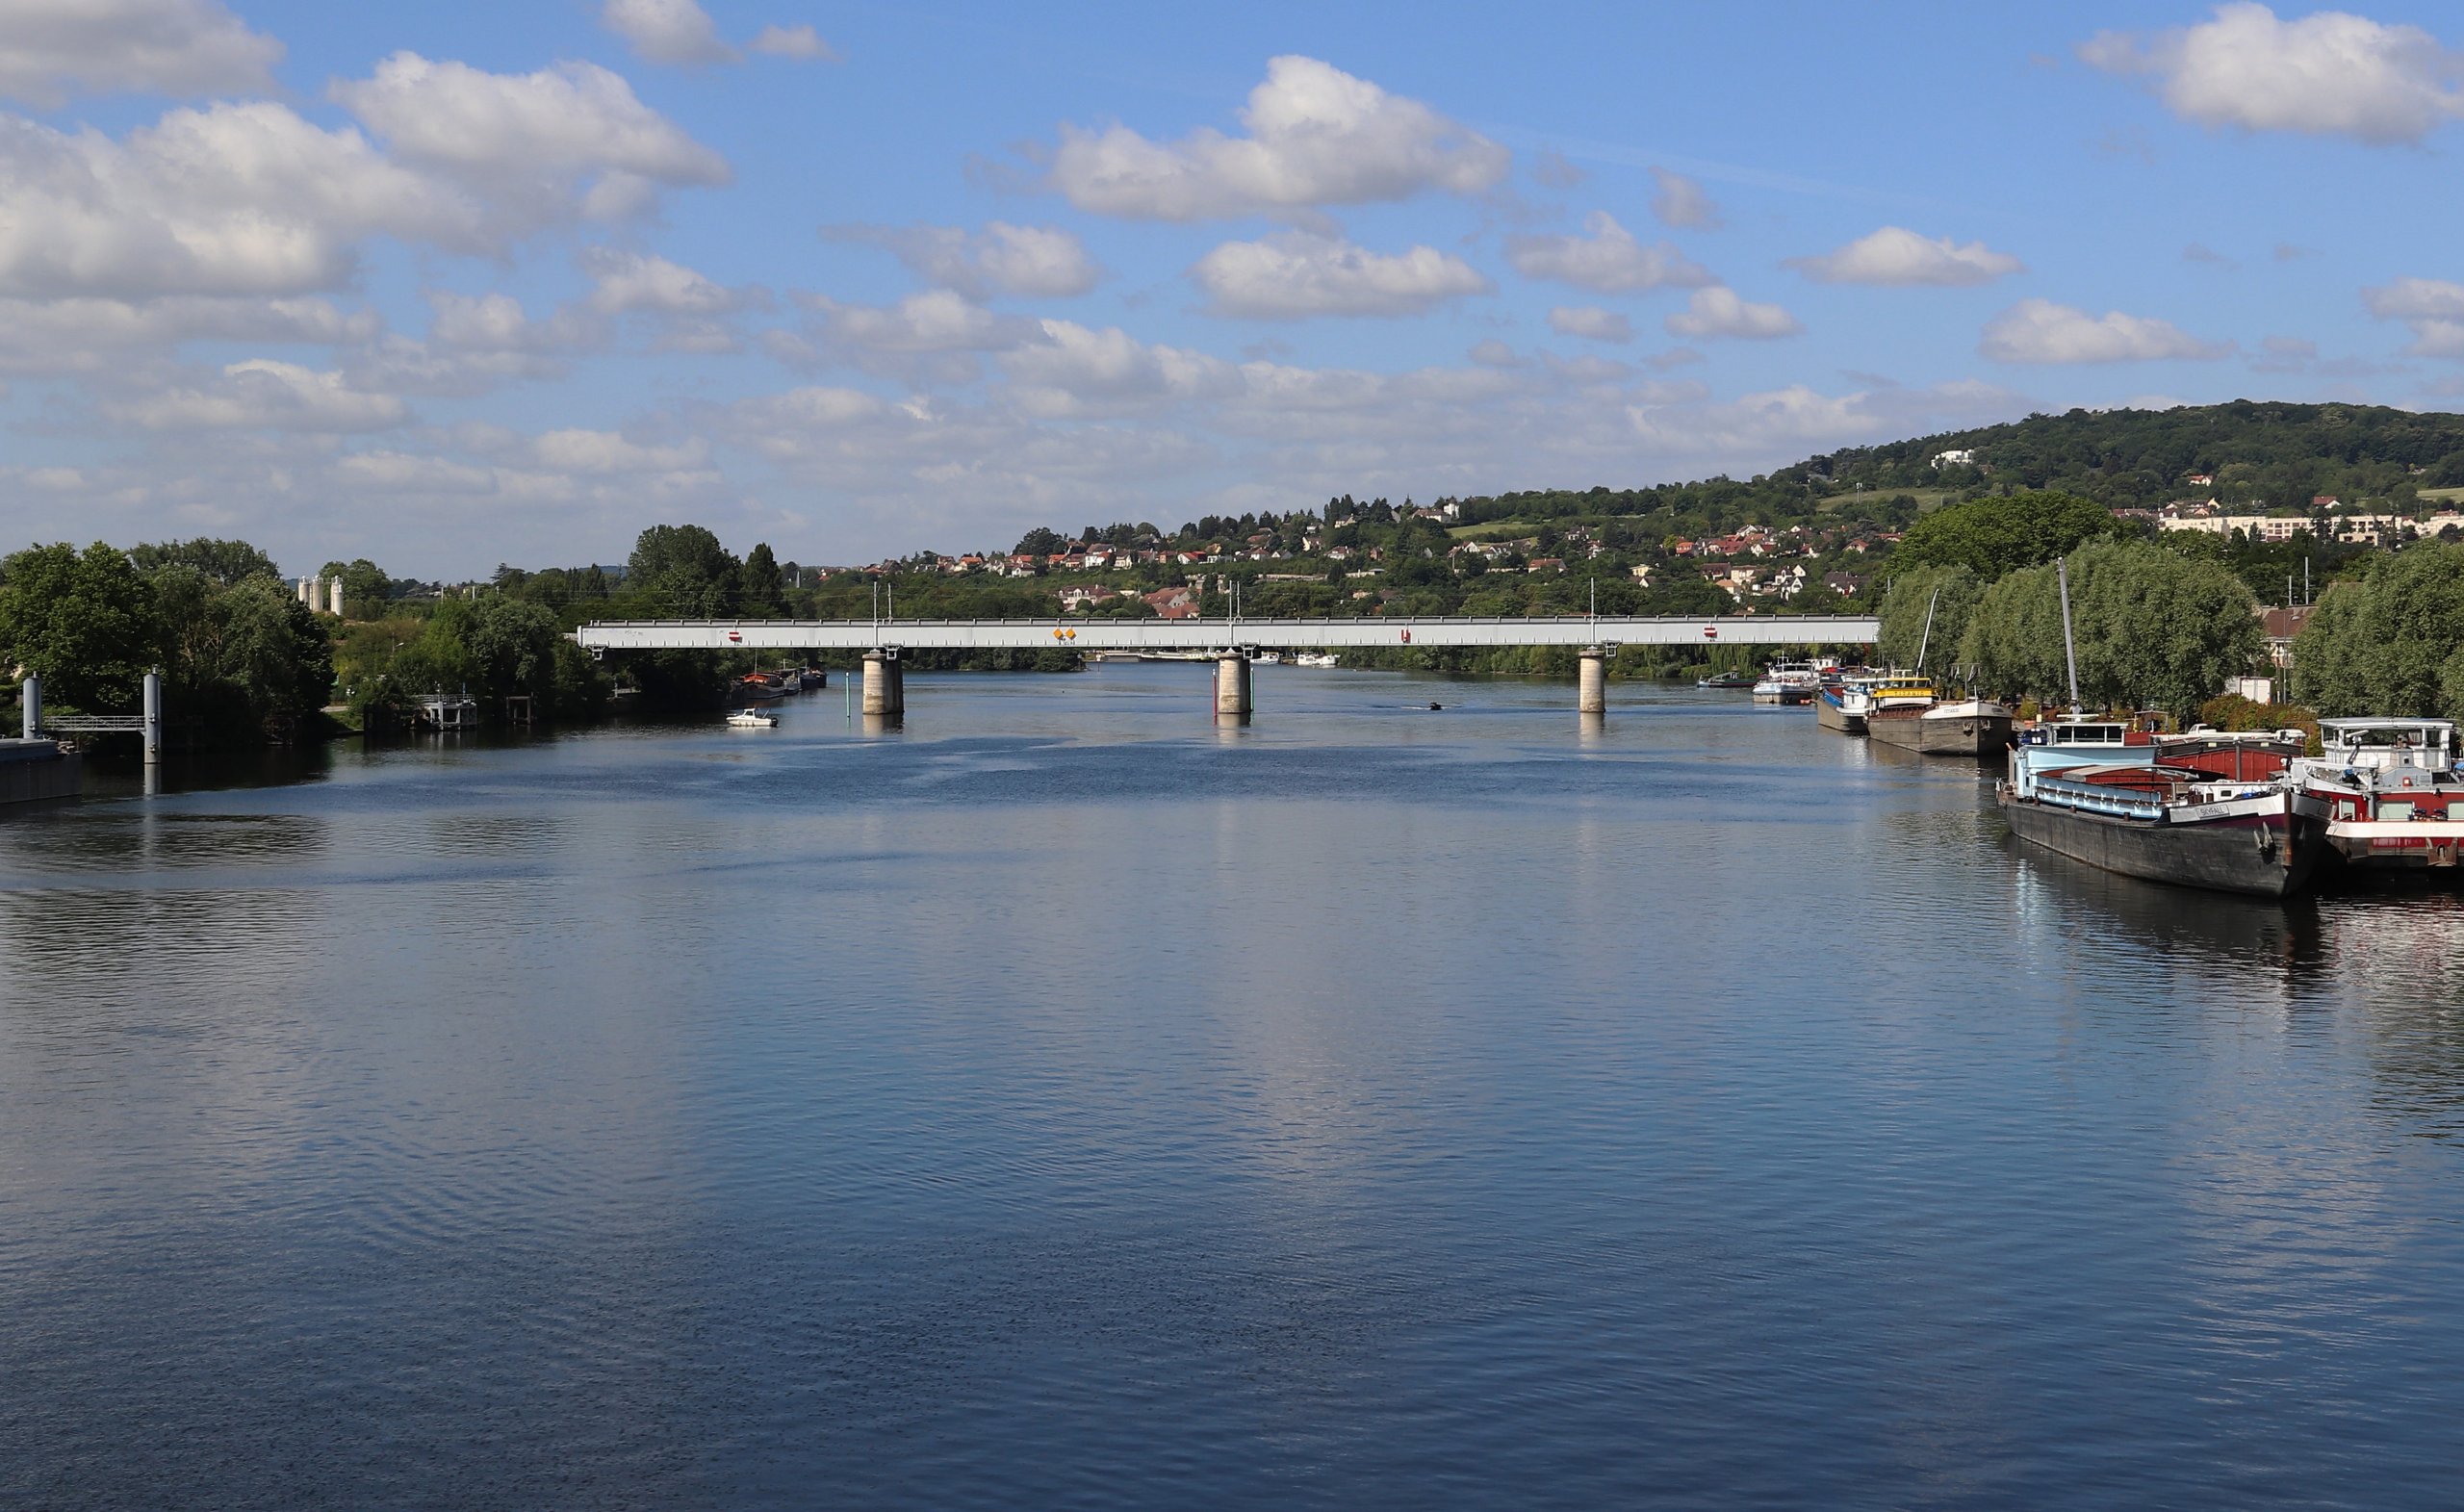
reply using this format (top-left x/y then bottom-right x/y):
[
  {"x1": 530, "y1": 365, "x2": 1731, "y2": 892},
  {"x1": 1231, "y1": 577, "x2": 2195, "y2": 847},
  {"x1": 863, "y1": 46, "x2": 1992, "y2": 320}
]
[
  {"x1": 860, "y1": 649, "x2": 905, "y2": 717},
  {"x1": 142, "y1": 669, "x2": 163, "y2": 764},
  {"x1": 21, "y1": 672, "x2": 38, "y2": 739},
  {"x1": 1215, "y1": 652, "x2": 1251, "y2": 722},
  {"x1": 1578, "y1": 647, "x2": 1608, "y2": 715}
]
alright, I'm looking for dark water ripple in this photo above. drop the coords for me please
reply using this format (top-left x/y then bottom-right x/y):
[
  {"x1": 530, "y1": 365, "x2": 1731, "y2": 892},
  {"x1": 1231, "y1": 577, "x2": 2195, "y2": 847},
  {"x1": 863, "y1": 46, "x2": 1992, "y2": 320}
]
[{"x1": 4, "y1": 668, "x2": 2462, "y2": 1508}]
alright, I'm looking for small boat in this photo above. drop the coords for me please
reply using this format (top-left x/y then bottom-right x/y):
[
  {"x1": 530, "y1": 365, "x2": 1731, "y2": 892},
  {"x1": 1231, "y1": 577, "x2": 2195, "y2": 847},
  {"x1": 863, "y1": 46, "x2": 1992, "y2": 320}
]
[
  {"x1": 1999, "y1": 717, "x2": 2326, "y2": 896},
  {"x1": 725, "y1": 707, "x2": 778, "y2": 728},
  {"x1": 795, "y1": 668, "x2": 828, "y2": 690},
  {"x1": 733, "y1": 672, "x2": 790, "y2": 703},
  {"x1": 1295, "y1": 652, "x2": 1339, "y2": 668},
  {"x1": 1751, "y1": 660, "x2": 1820, "y2": 705},
  {"x1": 2294, "y1": 718, "x2": 2464, "y2": 876},
  {"x1": 1696, "y1": 670, "x2": 1757, "y2": 689}
]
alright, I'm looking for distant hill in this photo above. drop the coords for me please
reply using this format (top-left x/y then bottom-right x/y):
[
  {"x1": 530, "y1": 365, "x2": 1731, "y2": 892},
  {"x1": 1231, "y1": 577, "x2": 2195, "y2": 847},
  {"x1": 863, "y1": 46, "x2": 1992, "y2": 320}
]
[{"x1": 1454, "y1": 401, "x2": 2464, "y2": 536}]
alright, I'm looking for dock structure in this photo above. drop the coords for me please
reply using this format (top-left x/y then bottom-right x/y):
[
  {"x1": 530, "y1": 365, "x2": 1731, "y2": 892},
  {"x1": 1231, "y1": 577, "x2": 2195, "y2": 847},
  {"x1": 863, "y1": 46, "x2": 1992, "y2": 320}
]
[
  {"x1": 19, "y1": 671, "x2": 164, "y2": 763},
  {"x1": 574, "y1": 615, "x2": 1878, "y2": 723}
]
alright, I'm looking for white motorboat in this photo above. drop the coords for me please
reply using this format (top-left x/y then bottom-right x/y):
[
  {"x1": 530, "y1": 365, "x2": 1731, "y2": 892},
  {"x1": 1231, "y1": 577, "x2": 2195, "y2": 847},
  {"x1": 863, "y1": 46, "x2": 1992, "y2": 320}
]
[{"x1": 726, "y1": 707, "x2": 778, "y2": 728}]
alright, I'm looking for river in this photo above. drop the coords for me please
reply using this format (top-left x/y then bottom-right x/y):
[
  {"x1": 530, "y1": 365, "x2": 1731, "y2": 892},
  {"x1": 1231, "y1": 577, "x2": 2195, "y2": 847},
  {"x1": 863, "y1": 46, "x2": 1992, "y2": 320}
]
[{"x1": 5, "y1": 663, "x2": 2461, "y2": 1509}]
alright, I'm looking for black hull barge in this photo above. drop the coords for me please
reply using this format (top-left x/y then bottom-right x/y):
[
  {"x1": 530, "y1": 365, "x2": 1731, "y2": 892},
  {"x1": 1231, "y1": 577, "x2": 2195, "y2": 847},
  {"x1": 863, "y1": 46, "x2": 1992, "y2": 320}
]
[{"x1": 1999, "y1": 784, "x2": 2325, "y2": 898}]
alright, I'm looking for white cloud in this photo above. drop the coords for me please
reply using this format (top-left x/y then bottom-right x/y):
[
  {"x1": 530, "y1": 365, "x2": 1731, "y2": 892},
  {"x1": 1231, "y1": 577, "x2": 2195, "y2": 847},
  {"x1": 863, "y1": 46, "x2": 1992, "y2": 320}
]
[
  {"x1": 0, "y1": 104, "x2": 495, "y2": 298},
  {"x1": 1466, "y1": 338, "x2": 1523, "y2": 368},
  {"x1": 601, "y1": 0, "x2": 738, "y2": 65},
  {"x1": 1504, "y1": 211, "x2": 1711, "y2": 294},
  {"x1": 752, "y1": 24, "x2": 837, "y2": 61},
  {"x1": 111, "y1": 358, "x2": 408, "y2": 431},
  {"x1": 1048, "y1": 55, "x2": 1507, "y2": 219},
  {"x1": 0, "y1": 0, "x2": 282, "y2": 107},
  {"x1": 1649, "y1": 167, "x2": 1721, "y2": 229},
  {"x1": 1629, "y1": 378, "x2": 2025, "y2": 457},
  {"x1": 1666, "y1": 287, "x2": 1802, "y2": 340},
  {"x1": 426, "y1": 290, "x2": 597, "y2": 351},
  {"x1": 824, "y1": 221, "x2": 1102, "y2": 298},
  {"x1": 580, "y1": 247, "x2": 751, "y2": 316},
  {"x1": 0, "y1": 294, "x2": 375, "y2": 373},
  {"x1": 1000, "y1": 320, "x2": 1236, "y2": 417},
  {"x1": 332, "y1": 52, "x2": 731, "y2": 209},
  {"x1": 2363, "y1": 276, "x2": 2464, "y2": 355},
  {"x1": 1785, "y1": 226, "x2": 2024, "y2": 286},
  {"x1": 1190, "y1": 232, "x2": 1489, "y2": 319},
  {"x1": 1980, "y1": 297, "x2": 2230, "y2": 362},
  {"x1": 533, "y1": 426, "x2": 710, "y2": 473},
  {"x1": 1547, "y1": 305, "x2": 1632, "y2": 343},
  {"x1": 2082, "y1": 2, "x2": 2464, "y2": 145}
]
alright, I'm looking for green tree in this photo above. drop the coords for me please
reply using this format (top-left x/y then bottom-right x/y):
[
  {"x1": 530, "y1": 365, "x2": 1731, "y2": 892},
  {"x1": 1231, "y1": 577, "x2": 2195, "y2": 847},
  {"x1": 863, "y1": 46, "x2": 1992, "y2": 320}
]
[
  {"x1": 0, "y1": 542, "x2": 158, "y2": 710},
  {"x1": 1891, "y1": 490, "x2": 2130, "y2": 578},
  {"x1": 131, "y1": 537, "x2": 280, "y2": 584},
  {"x1": 1963, "y1": 540, "x2": 2263, "y2": 716},
  {"x1": 1874, "y1": 564, "x2": 1979, "y2": 671},
  {"x1": 2291, "y1": 542, "x2": 2464, "y2": 720},
  {"x1": 461, "y1": 597, "x2": 562, "y2": 701},
  {"x1": 213, "y1": 576, "x2": 335, "y2": 729},
  {"x1": 627, "y1": 525, "x2": 740, "y2": 615},
  {"x1": 739, "y1": 542, "x2": 786, "y2": 616}
]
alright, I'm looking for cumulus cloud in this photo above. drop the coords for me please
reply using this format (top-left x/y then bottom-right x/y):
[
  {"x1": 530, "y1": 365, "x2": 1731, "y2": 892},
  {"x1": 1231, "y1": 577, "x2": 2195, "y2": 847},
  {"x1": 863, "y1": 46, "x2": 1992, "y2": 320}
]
[
  {"x1": 533, "y1": 426, "x2": 710, "y2": 473},
  {"x1": 1649, "y1": 167, "x2": 1721, "y2": 229},
  {"x1": 580, "y1": 248, "x2": 753, "y2": 316},
  {"x1": 2363, "y1": 276, "x2": 2464, "y2": 355},
  {"x1": 602, "y1": 0, "x2": 737, "y2": 65},
  {"x1": 823, "y1": 221, "x2": 1102, "y2": 298},
  {"x1": 1666, "y1": 287, "x2": 1802, "y2": 340},
  {"x1": 1504, "y1": 212, "x2": 1711, "y2": 294},
  {"x1": 1980, "y1": 297, "x2": 2230, "y2": 362},
  {"x1": 111, "y1": 358, "x2": 408, "y2": 431},
  {"x1": 1048, "y1": 55, "x2": 1508, "y2": 219},
  {"x1": 1785, "y1": 226, "x2": 2025, "y2": 286},
  {"x1": 752, "y1": 24, "x2": 837, "y2": 61},
  {"x1": 332, "y1": 52, "x2": 731, "y2": 209},
  {"x1": 0, "y1": 104, "x2": 489, "y2": 298},
  {"x1": 2081, "y1": 2, "x2": 2464, "y2": 145},
  {"x1": 1547, "y1": 305, "x2": 1632, "y2": 343},
  {"x1": 1190, "y1": 232, "x2": 1489, "y2": 319},
  {"x1": 0, "y1": 294, "x2": 375, "y2": 374},
  {"x1": 1000, "y1": 319, "x2": 1237, "y2": 417},
  {"x1": 0, "y1": 0, "x2": 282, "y2": 107},
  {"x1": 1628, "y1": 378, "x2": 2025, "y2": 457}
]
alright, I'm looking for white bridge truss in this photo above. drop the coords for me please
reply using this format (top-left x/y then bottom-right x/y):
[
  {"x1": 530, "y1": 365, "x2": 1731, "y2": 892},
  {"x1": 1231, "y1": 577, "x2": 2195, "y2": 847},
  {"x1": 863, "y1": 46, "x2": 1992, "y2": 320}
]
[{"x1": 572, "y1": 615, "x2": 1878, "y2": 653}]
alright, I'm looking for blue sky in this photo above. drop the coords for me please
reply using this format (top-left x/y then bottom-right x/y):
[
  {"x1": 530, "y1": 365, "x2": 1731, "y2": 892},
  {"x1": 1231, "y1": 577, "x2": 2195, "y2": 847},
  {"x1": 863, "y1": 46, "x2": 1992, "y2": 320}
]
[{"x1": 7, "y1": 0, "x2": 2464, "y2": 575}]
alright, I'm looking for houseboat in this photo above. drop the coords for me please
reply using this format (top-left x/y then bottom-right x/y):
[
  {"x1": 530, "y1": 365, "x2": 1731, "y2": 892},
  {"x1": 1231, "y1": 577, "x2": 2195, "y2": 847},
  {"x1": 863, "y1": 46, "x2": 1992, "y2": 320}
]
[
  {"x1": 1998, "y1": 719, "x2": 2326, "y2": 897},
  {"x1": 2294, "y1": 718, "x2": 2464, "y2": 875},
  {"x1": 1751, "y1": 660, "x2": 1821, "y2": 705},
  {"x1": 1814, "y1": 670, "x2": 1886, "y2": 734},
  {"x1": 1866, "y1": 676, "x2": 2012, "y2": 756}
]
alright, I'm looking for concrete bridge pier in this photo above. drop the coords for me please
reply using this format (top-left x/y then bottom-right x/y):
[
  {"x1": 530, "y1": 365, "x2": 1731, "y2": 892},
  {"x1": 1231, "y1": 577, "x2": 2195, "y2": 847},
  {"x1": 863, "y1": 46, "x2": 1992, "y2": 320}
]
[
  {"x1": 20, "y1": 672, "x2": 38, "y2": 739},
  {"x1": 1215, "y1": 652, "x2": 1251, "y2": 722},
  {"x1": 861, "y1": 649, "x2": 905, "y2": 717},
  {"x1": 1578, "y1": 647, "x2": 1608, "y2": 715}
]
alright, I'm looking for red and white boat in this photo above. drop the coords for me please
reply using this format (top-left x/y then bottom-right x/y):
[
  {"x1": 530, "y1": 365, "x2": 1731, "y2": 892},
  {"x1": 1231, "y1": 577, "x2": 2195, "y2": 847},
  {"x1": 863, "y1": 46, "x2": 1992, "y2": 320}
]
[{"x1": 2294, "y1": 719, "x2": 2464, "y2": 875}]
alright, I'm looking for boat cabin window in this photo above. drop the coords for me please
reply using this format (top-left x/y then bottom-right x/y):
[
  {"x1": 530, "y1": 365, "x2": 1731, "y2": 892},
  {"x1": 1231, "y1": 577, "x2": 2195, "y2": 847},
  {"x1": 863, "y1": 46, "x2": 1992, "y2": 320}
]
[
  {"x1": 2045, "y1": 723, "x2": 2124, "y2": 745},
  {"x1": 2381, "y1": 801, "x2": 2417, "y2": 822}
]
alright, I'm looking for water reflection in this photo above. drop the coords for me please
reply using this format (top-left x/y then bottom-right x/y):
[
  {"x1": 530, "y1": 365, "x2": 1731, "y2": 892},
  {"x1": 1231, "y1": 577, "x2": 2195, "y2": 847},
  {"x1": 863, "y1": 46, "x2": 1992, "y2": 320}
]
[{"x1": 7, "y1": 670, "x2": 2464, "y2": 1508}]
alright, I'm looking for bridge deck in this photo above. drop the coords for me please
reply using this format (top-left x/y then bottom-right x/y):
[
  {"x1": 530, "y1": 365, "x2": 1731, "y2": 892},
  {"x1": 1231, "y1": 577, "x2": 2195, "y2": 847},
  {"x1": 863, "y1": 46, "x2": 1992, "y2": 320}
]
[{"x1": 573, "y1": 616, "x2": 1877, "y2": 652}]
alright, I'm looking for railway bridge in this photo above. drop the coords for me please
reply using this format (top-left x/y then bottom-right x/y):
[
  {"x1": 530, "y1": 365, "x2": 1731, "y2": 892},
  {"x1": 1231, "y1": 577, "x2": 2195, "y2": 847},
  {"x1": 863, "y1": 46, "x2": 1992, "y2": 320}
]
[{"x1": 571, "y1": 615, "x2": 1880, "y2": 720}]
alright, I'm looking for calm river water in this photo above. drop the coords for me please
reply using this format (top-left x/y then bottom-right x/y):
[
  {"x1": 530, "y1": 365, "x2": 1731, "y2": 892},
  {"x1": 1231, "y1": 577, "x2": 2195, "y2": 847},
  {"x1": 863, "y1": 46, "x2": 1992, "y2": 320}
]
[{"x1": 5, "y1": 663, "x2": 2463, "y2": 1509}]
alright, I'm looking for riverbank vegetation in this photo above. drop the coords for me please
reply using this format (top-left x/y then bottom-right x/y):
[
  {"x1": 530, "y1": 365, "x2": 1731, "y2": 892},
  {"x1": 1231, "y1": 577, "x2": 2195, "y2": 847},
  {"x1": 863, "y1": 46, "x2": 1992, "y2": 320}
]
[{"x1": 19, "y1": 402, "x2": 2464, "y2": 742}]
